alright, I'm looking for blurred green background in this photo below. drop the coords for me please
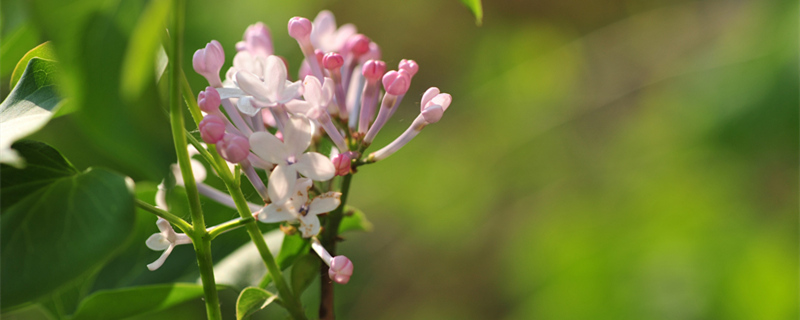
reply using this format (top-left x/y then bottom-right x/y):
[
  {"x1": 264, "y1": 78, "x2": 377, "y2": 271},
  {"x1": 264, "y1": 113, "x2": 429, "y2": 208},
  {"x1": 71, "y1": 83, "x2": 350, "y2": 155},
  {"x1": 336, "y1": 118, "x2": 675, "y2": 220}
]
[{"x1": 2, "y1": 0, "x2": 797, "y2": 319}]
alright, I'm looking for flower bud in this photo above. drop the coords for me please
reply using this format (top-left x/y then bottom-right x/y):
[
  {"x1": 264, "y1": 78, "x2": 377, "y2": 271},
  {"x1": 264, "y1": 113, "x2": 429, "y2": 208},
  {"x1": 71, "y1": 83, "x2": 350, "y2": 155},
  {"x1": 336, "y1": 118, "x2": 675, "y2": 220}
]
[
  {"x1": 237, "y1": 22, "x2": 273, "y2": 57},
  {"x1": 217, "y1": 133, "x2": 250, "y2": 163},
  {"x1": 399, "y1": 59, "x2": 419, "y2": 77},
  {"x1": 197, "y1": 86, "x2": 221, "y2": 113},
  {"x1": 322, "y1": 52, "x2": 344, "y2": 70},
  {"x1": 193, "y1": 40, "x2": 225, "y2": 84},
  {"x1": 199, "y1": 114, "x2": 226, "y2": 143},
  {"x1": 328, "y1": 255, "x2": 354, "y2": 284},
  {"x1": 331, "y1": 152, "x2": 352, "y2": 176},
  {"x1": 362, "y1": 60, "x2": 386, "y2": 81},
  {"x1": 314, "y1": 49, "x2": 325, "y2": 65},
  {"x1": 288, "y1": 17, "x2": 313, "y2": 40},
  {"x1": 345, "y1": 34, "x2": 371, "y2": 57},
  {"x1": 382, "y1": 70, "x2": 411, "y2": 96}
]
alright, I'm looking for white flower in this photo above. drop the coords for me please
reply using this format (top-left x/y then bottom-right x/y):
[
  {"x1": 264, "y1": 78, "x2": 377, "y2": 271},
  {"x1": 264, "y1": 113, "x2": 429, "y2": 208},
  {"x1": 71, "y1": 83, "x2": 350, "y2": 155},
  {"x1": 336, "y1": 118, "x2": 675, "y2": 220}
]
[
  {"x1": 310, "y1": 10, "x2": 357, "y2": 53},
  {"x1": 285, "y1": 75, "x2": 334, "y2": 116},
  {"x1": 146, "y1": 218, "x2": 192, "y2": 271},
  {"x1": 258, "y1": 178, "x2": 341, "y2": 238},
  {"x1": 250, "y1": 115, "x2": 335, "y2": 204},
  {"x1": 217, "y1": 55, "x2": 303, "y2": 116}
]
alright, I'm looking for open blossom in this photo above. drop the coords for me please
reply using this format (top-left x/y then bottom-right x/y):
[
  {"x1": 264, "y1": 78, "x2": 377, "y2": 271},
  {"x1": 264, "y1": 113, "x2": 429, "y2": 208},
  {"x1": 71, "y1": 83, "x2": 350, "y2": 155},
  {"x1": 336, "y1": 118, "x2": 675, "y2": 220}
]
[
  {"x1": 258, "y1": 178, "x2": 341, "y2": 237},
  {"x1": 219, "y1": 55, "x2": 303, "y2": 116},
  {"x1": 310, "y1": 10, "x2": 357, "y2": 53},
  {"x1": 146, "y1": 218, "x2": 191, "y2": 271},
  {"x1": 249, "y1": 115, "x2": 335, "y2": 204}
]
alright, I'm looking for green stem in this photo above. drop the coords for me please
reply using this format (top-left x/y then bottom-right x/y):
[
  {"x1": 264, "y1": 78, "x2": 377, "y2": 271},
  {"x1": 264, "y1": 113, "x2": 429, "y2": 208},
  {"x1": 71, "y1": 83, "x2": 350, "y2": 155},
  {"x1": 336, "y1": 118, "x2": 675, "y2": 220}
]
[
  {"x1": 319, "y1": 174, "x2": 353, "y2": 320},
  {"x1": 135, "y1": 199, "x2": 192, "y2": 233},
  {"x1": 207, "y1": 216, "x2": 253, "y2": 239},
  {"x1": 224, "y1": 180, "x2": 308, "y2": 320},
  {"x1": 169, "y1": 0, "x2": 221, "y2": 319}
]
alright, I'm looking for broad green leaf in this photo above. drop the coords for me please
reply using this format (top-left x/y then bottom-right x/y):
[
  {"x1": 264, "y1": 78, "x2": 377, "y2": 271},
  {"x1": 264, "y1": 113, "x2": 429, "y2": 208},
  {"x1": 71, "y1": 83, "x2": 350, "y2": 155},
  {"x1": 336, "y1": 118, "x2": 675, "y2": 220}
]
[
  {"x1": 260, "y1": 234, "x2": 310, "y2": 286},
  {"x1": 459, "y1": 0, "x2": 483, "y2": 25},
  {"x1": 121, "y1": 0, "x2": 170, "y2": 101},
  {"x1": 0, "y1": 22, "x2": 42, "y2": 78},
  {"x1": 291, "y1": 254, "x2": 320, "y2": 298},
  {"x1": 0, "y1": 304, "x2": 56, "y2": 320},
  {"x1": 0, "y1": 58, "x2": 61, "y2": 168},
  {"x1": 236, "y1": 287, "x2": 278, "y2": 320},
  {"x1": 0, "y1": 142, "x2": 135, "y2": 308},
  {"x1": 70, "y1": 284, "x2": 206, "y2": 320},
  {"x1": 0, "y1": 140, "x2": 77, "y2": 211},
  {"x1": 338, "y1": 205, "x2": 374, "y2": 234},
  {"x1": 10, "y1": 41, "x2": 56, "y2": 88}
]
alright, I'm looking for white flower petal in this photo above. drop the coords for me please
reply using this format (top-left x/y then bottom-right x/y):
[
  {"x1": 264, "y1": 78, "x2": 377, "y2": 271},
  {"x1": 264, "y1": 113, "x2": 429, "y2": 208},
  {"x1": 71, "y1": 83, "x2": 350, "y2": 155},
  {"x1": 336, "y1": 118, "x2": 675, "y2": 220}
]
[
  {"x1": 284, "y1": 116, "x2": 312, "y2": 157},
  {"x1": 268, "y1": 164, "x2": 297, "y2": 205},
  {"x1": 236, "y1": 71, "x2": 271, "y2": 102},
  {"x1": 298, "y1": 214, "x2": 321, "y2": 238},
  {"x1": 303, "y1": 76, "x2": 323, "y2": 106},
  {"x1": 285, "y1": 100, "x2": 313, "y2": 115},
  {"x1": 147, "y1": 245, "x2": 175, "y2": 271},
  {"x1": 264, "y1": 56, "x2": 288, "y2": 102},
  {"x1": 320, "y1": 77, "x2": 334, "y2": 106},
  {"x1": 238, "y1": 96, "x2": 262, "y2": 116},
  {"x1": 308, "y1": 192, "x2": 341, "y2": 215},
  {"x1": 216, "y1": 87, "x2": 246, "y2": 100},
  {"x1": 278, "y1": 80, "x2": 304, "y2": 103},
  {"x1": 249, "y1": 132, "x2": 288, "y2": 164},
  {"x1": 258, "y1": 203, "x2": 298, "y2": 223},
  {"x1": 332, "y1": 24, "x2": 357, "y2": 51},
  {"x1": 290, "y1": 178, "x2": 313, "y2": 210},
  {"x1": 294, "y1": 152, "x2": 335, "y2": 181},
  {"x1": 145, "y1": 233, "x2": 171, "y2": 251},
  {"x1": 433, "y1": 93, "x2": 452, "y2": 112}
]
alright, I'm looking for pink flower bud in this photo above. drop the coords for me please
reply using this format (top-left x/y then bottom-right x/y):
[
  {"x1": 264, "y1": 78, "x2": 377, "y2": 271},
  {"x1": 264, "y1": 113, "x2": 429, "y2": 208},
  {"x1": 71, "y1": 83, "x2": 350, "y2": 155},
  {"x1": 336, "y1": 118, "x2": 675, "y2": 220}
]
[
  {"x1": 236, "y1": 22, "x2": 273, "y2": 57},
  {"x1": 288, "y1": 17, "x2": 313, "y2": 40},
  {"x1": 197, "y1": 86, "x2": 221, "y2": 113},
  {"x1": 199, "y1": 114, "x2": 226, "y2": 143},
  {"x1": 331, "y1": 153, "x2": 351, "y2": 176},
  {"x1": 362, "y1": 60, "x2": 386, "y2": 81},
  {"x1": 322, "y1": 52, "x2": 344, "y2": 70},
  {"x1": 382, "y1": 70, "x2": 411, "y2": 96},
  {"x1": 314, "y1": 49, "x2": 325, "y2": 65},
  {"x1": 345, "y1": 34, "x2": 371, "y2": 57},
  {"x1": 217, "y1": 133, "x2": 250, "y2": 163},
  {"x1": 360, "y1": 42, "x2": 381, "y2": 62},
  {"x1": 399, "y1": 59, "x2": 419, "y2": 77},
  {"x1": 328, "y1": 255, "x2": 354, "y2": 284},
  {"x1": 193, "y1": 40, "x2": 225, "y2": 84}
]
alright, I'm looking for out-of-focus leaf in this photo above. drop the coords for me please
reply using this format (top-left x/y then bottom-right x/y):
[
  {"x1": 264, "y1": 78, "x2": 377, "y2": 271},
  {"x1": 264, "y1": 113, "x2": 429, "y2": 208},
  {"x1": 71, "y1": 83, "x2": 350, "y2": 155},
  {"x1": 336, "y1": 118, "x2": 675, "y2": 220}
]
[
  {"x1": 0, "y1": 23, "x2": 42, "y2": 78},
  {"x1": 261, "y1": 234, "x2": 310, "y2": 286},
  {"x1": 291, "y1": 254, "x2": 320, "y2": 299},
  {"x1": 338, "y1": 205, "x2": 374, "y2": 234},
  {"x1": 0, "y1": 141, "x2": 135, "y2": 309},
  {"x1": 70, "y1": 284, "x2": 206, "y2": 320},
  {"x1": 459, "y1": 0, "x2": 483, "y2": 25},
  {"x1": 0, "y1": 140, "x2": 77, "y2": 211},
  {"x1": 121, "y1": 0, "x2": 170, "y2": 101},
  {"x1": 0, "y1": 58, "x2": 61, "y2": 168},
  {"x1": 236, "y1": 287, "x2": 278, "y2": 320},
  {"x1": 10, "y1": 42, "x2": 56, "y2": 88},
  {"x1": 0, "y1": 304, "x2": 56, "y2": 320}
]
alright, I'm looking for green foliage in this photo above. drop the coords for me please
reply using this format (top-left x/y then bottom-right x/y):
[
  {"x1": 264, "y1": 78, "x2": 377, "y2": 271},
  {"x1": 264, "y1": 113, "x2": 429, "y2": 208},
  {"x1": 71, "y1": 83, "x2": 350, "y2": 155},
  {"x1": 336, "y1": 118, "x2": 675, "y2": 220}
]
[
  {"x1": 70, "y1": 284, "x2": 217, "y2": 320},
  {"x1": 260, "y1": 234, "x2": 310, "y2": 287},
  {"x1": 236, "y1": 287, "x2": 277, "y2": 320},
  {"x1": 121, "y1": 0, "x2": 170, "y2": 101},
  {"x1": 338, "y1": 205, "x2": 373, "y2": 234},
  {"x1": 10, "y1": 41, "x2": 55, "y2": 88},
  {"x1": 290, "y1": 254, "x2": 320, "y2": 298},
  {"x1": 0, "y1": 58, "x2": 61, "y2": 167},
  {"x1": 0, "y1": 141, "x2": 135, "y2": 309},
  {"x1": 458, "y1": 0, "x2": 483, "y2": 25}
]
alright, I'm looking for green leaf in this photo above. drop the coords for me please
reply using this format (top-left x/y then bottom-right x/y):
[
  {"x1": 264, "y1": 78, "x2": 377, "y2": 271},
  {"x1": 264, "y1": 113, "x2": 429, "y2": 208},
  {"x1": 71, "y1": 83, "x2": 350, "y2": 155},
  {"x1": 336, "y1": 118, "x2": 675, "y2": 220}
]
[
  {"x1": 0, "y1": 22, "x2": 42, "y2": 79},
  {"x1": 0, "y1": 142, "x2": 135, "y2": 309},
  {"x1": 459, "y1": 0, "x2": 483, "y2": 25},
  {"x1": 338, "y1": 205, "x2": 374, "y2": 234},
  {"x1": 69, "y1": 284, "x2": 208, "y2": 320},
  {"x1": 0, "y1": 58, "x2": 61, "y2": 168},
  {"x1": 236, "y1": 287, "x2": 278, "y2": 320},
  {"x1": 121, "y1": 0, "x2": 170, "y2": 101},
  {"x1": 0, "y1": 140, "x2": 78, "y2": 211},
  {"x1": 10, "y1": 41, "x2": 56, "y2": 88},
  {"x1": 260, "y1": 234, "x2": 310, "y2": 287},
  {"x1": 291, "y1": 254, "x2": 320, "y2": 298}
]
